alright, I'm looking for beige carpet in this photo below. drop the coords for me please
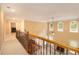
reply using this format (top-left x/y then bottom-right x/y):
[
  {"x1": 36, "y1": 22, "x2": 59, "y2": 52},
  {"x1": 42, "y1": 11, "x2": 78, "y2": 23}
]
[{"x1": 1, "y1": 33, "x2": 28, "y2": 55}]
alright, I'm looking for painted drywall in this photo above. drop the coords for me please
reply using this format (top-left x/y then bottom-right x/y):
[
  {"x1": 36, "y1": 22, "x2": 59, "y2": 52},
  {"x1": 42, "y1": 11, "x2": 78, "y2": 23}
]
[
  {"x1": 54, "y1": 20, "x2": 79, "y2": 41},
  {"x1": 5, "y1": 18, "x2": 79, "y2": 42},
  {"x1": 4, "y1": 20, "x2": 25, "y2": 35},
  {"x1": 24, "y1": 20, "x2": 48, "y2": 35},
  {"x1": 4, "y1": 20, "x2": 10, "y2": 35},
  {"x1": 0, "y1": 6, "x2": 4, "y2": 50}
]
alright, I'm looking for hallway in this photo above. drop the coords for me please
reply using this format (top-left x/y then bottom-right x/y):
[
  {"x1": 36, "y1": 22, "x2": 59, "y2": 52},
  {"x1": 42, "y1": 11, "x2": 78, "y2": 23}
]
[
  {"x1": 1, "y1": 33, "x2": 28, "y2": 55},
  {"x1": 0, "y1": 3, "x2": 79, "y2": 55}
]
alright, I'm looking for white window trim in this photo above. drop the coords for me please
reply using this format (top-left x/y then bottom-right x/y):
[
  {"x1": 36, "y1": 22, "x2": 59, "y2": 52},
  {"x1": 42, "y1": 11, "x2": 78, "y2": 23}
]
[
  {"x1": 57, "y1": 21, "x2": 64, "y2": 32},
  {"x1": 49, "y1": 22, "x2": 54, "y2": 32},
  {"x1": 70, "y1": 21, "x2": 78, "y2": 33}
]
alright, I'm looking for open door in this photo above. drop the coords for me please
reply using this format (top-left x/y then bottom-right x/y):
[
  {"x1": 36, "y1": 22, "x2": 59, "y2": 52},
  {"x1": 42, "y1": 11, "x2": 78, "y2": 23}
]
[{"x1": 11, "y1": 22, "x2": 16, "y2": 33}]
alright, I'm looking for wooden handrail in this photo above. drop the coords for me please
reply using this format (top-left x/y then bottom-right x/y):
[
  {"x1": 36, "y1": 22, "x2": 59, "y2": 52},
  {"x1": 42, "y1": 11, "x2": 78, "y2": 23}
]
[
  {"x1": 28, "y1": 33, "x2": 79, "y2": 53},
  {"x1": 16, "y1": 31, "x2": 79, "y2": 54}
]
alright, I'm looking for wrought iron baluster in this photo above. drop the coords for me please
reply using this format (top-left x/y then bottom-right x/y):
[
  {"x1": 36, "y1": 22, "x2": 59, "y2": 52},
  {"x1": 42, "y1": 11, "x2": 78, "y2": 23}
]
[
  {"x1": 36, "y1": 39, "x2": 38, "y2": 55},
  {"x1": 43, "y1": 40, "x2": 44, "y2": 55},
  {"x1": 59, "y1": 48, "x2": 62, "y2": 55},
  {"x1": 31, "y1": 43, "x2": 33, "y2": 55},
  {"x1": 50, "y1": 43, "x2": 51, "y2": 55},
  {"x1": 66, "y1": 49, "x2": 68, "y2": 55},
  {"x1": 46, "y1": 43, "x2": 48, "y2": 55},
  {"x1": 75, "y1": 52, "x2": 76, "y2": 55},
  {"x1": 54, "y1": 45, "x2": 56, "y2": 55}
]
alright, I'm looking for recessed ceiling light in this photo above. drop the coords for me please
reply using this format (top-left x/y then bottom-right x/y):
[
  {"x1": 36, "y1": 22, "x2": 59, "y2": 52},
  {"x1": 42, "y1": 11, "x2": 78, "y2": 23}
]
[
  {"x1": 7, "y1": 6, "x2": 15, "y2": 12},
  {"x1": 13, "y1": 18, "x2": 15, "y2": 20},
  {"x1": 11, "y1": 9, "x2": 15, "y2": 12}
]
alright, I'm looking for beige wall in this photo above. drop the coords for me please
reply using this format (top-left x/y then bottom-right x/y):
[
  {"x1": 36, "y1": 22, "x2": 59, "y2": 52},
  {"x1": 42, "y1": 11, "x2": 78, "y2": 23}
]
[
  {"x1": 16, "y1": 20, "x2": 24, "y2": 32},
  {"x1": 0, "y1": 6, "x2": 4, "y2": 49},
  {"x1": 54, "y1": 20, "x2": 79, "y2": 40},
  {"x1": 5, "y1": 19, "x2": 79, "y2": 41},
  {"x1": 4, "y1": 20, "x2": 10, "y2": 35},
  {"x1": 24, "y1": 21, "x2": 47, "y2": 35},
  {"x1": 4, "y1": 20, "x2": 25, "y2": 35},
  {"x1": 5, "y1": 20, "x2": 48, "y2": 35}
]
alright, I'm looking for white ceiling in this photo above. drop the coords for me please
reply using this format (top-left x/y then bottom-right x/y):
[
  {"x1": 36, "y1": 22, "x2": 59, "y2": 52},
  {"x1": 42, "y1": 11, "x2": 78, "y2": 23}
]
[{"x1": 2, "y1": 3, "x2": 79, "y2": 22}]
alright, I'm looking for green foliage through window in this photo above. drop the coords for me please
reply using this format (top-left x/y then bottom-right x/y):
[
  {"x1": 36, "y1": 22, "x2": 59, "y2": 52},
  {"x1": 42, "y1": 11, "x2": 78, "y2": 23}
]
[
  {"x1": 70, "y1": 21, "x2": 78, "y2": 32},
  {"x1": 58, "y1": 20, "x2": 64, "y2": 32}
]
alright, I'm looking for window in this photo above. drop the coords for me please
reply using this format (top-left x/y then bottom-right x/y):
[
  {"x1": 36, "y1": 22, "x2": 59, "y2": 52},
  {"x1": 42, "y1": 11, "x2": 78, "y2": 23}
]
[
  {"x1": 70, "y1": 21, "x2": 78, "y2": 32},
  {"x1": 49, "y1": 21, "x2": 54, "y2": 32},
  {"x1": 58, "y1": 21, "x2": 64, "y2": 32}
]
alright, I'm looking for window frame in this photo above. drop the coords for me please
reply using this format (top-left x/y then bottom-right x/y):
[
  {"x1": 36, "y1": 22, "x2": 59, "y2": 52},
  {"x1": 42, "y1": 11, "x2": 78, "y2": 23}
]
[
  {"x1": 57, "y1": 21, "x2": 64, "y2": 32},
  {"x1": 70, "y1": 21, "x2": 78, "y2": 33},
  {"x1": 49, "y1": 21, "x2": 54, "y2": 32}
]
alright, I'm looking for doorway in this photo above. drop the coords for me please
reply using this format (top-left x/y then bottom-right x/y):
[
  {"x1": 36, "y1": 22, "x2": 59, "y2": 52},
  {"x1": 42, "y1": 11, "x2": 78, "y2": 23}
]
[{"x1": 11, "y1": 22, "x2": 16, "y2": 33}]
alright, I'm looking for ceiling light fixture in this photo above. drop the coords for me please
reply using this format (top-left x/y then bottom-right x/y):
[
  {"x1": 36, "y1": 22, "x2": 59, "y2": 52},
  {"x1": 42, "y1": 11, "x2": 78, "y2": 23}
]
[
  {"x1": 13, "y1": 18, "x2": 15, "y2": 20},
  {"x1": 11, "y1": 9, "x2": 15, "y2": 12},
  {"x1": 7, "y1": 6, "x2": 15, "y2": 12}
]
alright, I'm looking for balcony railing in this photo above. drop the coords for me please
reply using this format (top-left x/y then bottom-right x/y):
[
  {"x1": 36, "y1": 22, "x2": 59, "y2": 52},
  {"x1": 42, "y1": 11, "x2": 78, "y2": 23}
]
[{"x1": 16, "y1": 31, "x2": 79, "y2": 55}]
